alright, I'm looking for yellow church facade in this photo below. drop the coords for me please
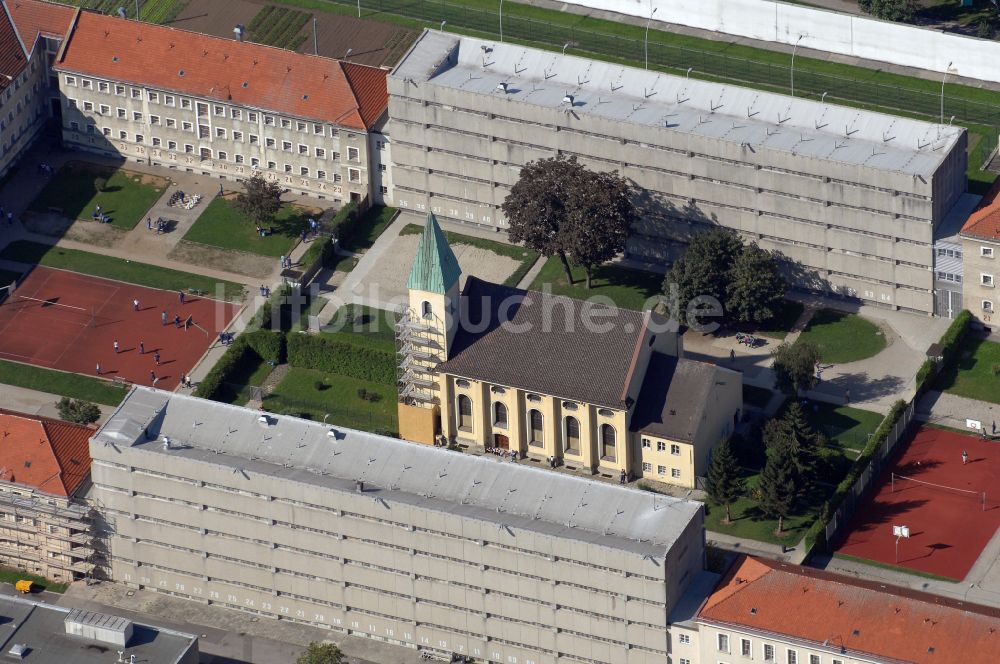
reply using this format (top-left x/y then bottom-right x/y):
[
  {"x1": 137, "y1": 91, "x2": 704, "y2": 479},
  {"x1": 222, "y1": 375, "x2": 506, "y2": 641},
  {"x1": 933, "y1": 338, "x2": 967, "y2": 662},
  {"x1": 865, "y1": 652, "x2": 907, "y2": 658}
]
[{"x1": 396, "y1": 214, "x2": 742, "y2": 488}]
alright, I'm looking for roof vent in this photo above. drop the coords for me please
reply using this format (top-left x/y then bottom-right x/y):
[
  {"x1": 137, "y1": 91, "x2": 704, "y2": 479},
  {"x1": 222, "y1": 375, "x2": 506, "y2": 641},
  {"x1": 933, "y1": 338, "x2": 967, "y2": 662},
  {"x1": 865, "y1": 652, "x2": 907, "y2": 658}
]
[
  {"x1": 852, "y1": 629, "x2": 860, "y2": 636},
  {"x1": 496, "y1": 82, "x2": 508, "y2": 93},
  {"x1": 562, "y1": 94, "x2": 574, "y2": 105},
  {"x1": 7, "y1": 644, "x2": 27, "y2": 659},
  {"x1": 356, "y1": 481, "x2": 364, "y2": 493},
  {"x1": 327, "y1": 428, "x2": 339, "y2": 439},
  {"x1": 178, "y1": 69, "x2": 185, "y2": 76},
  {"x1": 302, "y1": 94, "x2": 309, "y2": 101},
  {"x1": 112, "y1": 56, "x2": 119, "y2": 62},
  {"x1": 928, "y1": 647, "x2": 935, "y2": 654},
  {"x1": 162, "y1": 436, "x2": 171, "y2": 450},
  {"x1": 257, "y1": 415, "x2": 274, "y2": 427},
  {"x1": 242, "y1": 81, "x2": 248, "y2": 88},
  {"x1": 750, "y1": 607, "x2": 757, "y2": 614}
]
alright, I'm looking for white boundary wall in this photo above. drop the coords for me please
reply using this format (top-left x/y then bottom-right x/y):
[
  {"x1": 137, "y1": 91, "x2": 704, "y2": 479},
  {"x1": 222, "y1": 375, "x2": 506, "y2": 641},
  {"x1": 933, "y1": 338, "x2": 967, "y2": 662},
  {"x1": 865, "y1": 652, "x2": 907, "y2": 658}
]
[{"x1": 568, "y1": 0, "x2": 999, "y2": 84}]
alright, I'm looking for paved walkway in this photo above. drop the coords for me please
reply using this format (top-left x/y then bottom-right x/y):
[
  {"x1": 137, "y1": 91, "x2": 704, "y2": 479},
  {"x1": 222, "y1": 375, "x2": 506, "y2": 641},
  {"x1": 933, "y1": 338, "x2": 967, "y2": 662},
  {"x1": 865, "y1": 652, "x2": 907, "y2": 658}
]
[
  {"x1": 916, "y1": 390, "x2": 1000, "y2": 434},
  {"x1": 0, "y1": 383, "x2": 116, "y2": 424}
]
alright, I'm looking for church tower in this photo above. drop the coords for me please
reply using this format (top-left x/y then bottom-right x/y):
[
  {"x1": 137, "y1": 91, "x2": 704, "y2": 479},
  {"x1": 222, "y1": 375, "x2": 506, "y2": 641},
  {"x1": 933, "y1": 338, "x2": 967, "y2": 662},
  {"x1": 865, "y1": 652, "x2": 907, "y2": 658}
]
[{"x1": 396, "y1": 212, "x2": 461, "y2": 445}]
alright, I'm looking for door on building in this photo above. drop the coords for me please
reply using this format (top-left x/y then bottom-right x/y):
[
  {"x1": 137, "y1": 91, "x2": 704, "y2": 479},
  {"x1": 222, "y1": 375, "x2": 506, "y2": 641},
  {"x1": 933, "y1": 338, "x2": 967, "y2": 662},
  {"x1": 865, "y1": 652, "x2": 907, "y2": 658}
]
[{"x1": 494, "y1": 434, "x2": 509, "y2": 450}]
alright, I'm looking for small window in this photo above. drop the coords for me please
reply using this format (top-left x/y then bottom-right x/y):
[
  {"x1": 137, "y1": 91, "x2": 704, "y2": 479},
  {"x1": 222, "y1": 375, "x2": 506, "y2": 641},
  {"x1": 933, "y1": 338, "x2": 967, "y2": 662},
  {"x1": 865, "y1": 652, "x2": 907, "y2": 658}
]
[
  {"x1": 348, "y1": 146, "x2": 360, "y2": 161},
  {"x1": 118, "y1": 130, "x2": 127, "y2": 140},
  {"x1": 657, "y1": 465, "x2": 666, "y2": 476},
  {"x1": 565, "y1": 416, "x2": 580, "y2": 452},
  {"x1": 184, "y1": 144, "x2": 193, "y2": 153},
  {"x1": 147, "y1": 91, "x2": 158, "y2": 102},
  {"x1": 264, "y1": 115, "x2": 274, "y2": 126},
  {"x1": 742, "y1": 639, "x2": 752, "y2": 657},
  {"x1": 314, "y1": 123, "x2": 323, "y2": 134},
  {"x1": 182, "y1": 121, "x2": 192, "y2": 131},
  {"x1": 250, "y1": 134, "x2": 259, "y2": 144},
  {"x1": 641, "y1": 438, "x2": 651, "y2": 449},
  {"x1": 267, "y1": 161, "x2": 276, "y2": 169},
  {"x1": 81, "y1": 79, "x2": 92, "y2": 89},
  {"x1": 213, "y1": 105, "x2": 224, "y2": 116},
  {"x1": 380, "y1": 185, "x2": 388, "y2": 194},
  {"x1": 102, "y1": 127, "x2": 111, "y2": 136},
  {"x1": 282, "y1": 141, "x2": 292, "y2": 152},
  {"x1": 457, "y1": 395, "x2": 473, "y2": 432},
  {"x1": 787, "y1": 649, "x2": 797, "y2": 664},
  {"x1": 116, "y1": 84, "x2": 126, "y2": 96},
  {"x1": 678, "y1": 634, "x2": 691, "y2": 645},
  {"x1": 348, "y1": 168, "x2": 361, "y2": 183},
  {"x1": 247, "y1": 112, "x2": 257, "y2": 121},
  {"x1": 64, "y1": 75, "x2": 76, "y2": 86},
  {"x1": 671, "y1": 468, "x2": 681, "y2": 478},
  {"x1": 98, "y1": 81, "x2": 109, "y2": 92},
  {"x1": 562, "y1": 401, "x2": 578, "y2": 411},
  {"x1": 298, "y1": 144, "x2": 308, "y2": 155},
  {"x1": 379, "y1": 163, "x2": 387, "y2": 172},
  {"x1": 99, "y1": 104, "x2": 110, "y2": 115},
  {"x1": 150, "y1": 115, "x2": 160, "y2": 125},
  {"x1": 251, "y1": 157, "x2": 260, "y2": 167},
  {"x1": 455, "y1": 379, "x2": 470, "y2": 388},
  {"x1": 764, "y1": 644, "x2": 775, "y2": 661},
  {"x1": 300, "y1": 167, "x2": 309, "y2": 176},
  {"x1": 318, "y1": 170, "x2": 326, "y2": 180},
  {"x1": 376, "y1": 140, "x2": 385, "y2": 150},
  {"x1": 641, "y1": 462, "x2": 652, "y2": 472},
  {"x1": 717, "y1": 634, "x2": 729, "y2": 653},
  {"x1": 134, "y1": 134, "x2": 144, "y2": 144},
  {"x1": 235, "y1": 154, "x2": 244, "y2": 164},
  {"x1": 297, "y1": 121, "x2": 306, "y2": 132},
  {"x1": 529, "y1": 409, "x2": 544, "y2": 445},
  {"x1": 283, "y1": 164, "x2": 292, "y2": 173},
  {"x1": 216, "y1": 127, "x2": 226, "y2": 138},
  {"x1": 315, "y1": 147, "x2": 326, "y2": 159},
  {"x1": 152, "y1": 137, "x2": 161, "y2": 146},
  {"x1": 83, "y1": 101, "x2": 93, "y2": 111},
  {"x1": 217, "y1": 151, "x2": 227, "y2": 160},
  {"x1": 281, "y1": 118, "x2": 291, "y2": 128},
  {"x1": 984, "y1": 300, "x2": 994, "y2": 312},
  {"x1": 982, "y1": 274, "x2": 995, "y2": 287},
  {"x1": 69, "y1": 121, "x2": 79, "y2": 131},
  {"x1": 165, "y1": 95, "x2": 175, "y2": 106},
  {"x1": 334, "y1": 173, "x2": 342, "y2": 183},
  {"x1": 657, "y1": 441, "x2": 666, "y2": 452},
  {"x1": 181, "y1": 98, "x2": 191, "y2": 109},
  {"x1": 526, "y1": 394, "x2": 541, "y2": 403},
  {"x1": 130, "y1": 88, "x2": 141, "y2": 99},
  {"x1": 116, "y1": 108, "x2": 126, "y2": 118},
  {"x1": 230, "y1": 108, "x2": 241, "y2": 119},
  {"x1": 330, "y1": 128, "x2": 339, "y2": 137},
  {"x1": 671, "y1": 443, "x2": 681, "y2": 456},
  {"x1": 809, "y1": 656, "x2": 820, "y2": 664},
  {"x1": 493, "y1": 402, "x2": 508, "y2": 429},
  {"x1": 983, "y1": 246, "x2": 995, "y2": 258},
  {"x1": 266, "y1": 138, "x2": 276, "y2": 148},
  {"x1": 168, "y1": 140, "x2": 177, "y2": 150},
  {"x1": 165, "y1": 118, "x2": 176, "y2": 128},
  {"x1": 233, "y1": 131, "x2": 243, "y2": 141},
  {"x1": 421, "y1": 301, "x2": 432, "y2": 318}
]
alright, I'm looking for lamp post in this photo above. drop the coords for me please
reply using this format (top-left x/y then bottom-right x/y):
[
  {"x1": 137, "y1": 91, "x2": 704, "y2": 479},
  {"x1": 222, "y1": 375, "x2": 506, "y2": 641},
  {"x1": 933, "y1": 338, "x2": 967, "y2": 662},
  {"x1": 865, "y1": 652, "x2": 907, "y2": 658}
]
[
  {"x1": 357, "y1": 0, "x2": 361, "y2": 18},
  {"x1": 941, "y1": 61, "x2": 955, "y2": 124},
  {"x1": 562, "y1": 41, "x2": 574, "y2": 55},
  {"x1": 135, "y1": 0, "x2": 139, "y2": 20},
  {"x1": 499, "y1": 0, "x2": 504, "y2": 43},
  {"x1": 440, "y1": 20, "x2": 447, "y2": 31},
  {"x1": 644, "y1": 6, "x2": 658, "y2": 70},
  {"x1": 790, "y1": 34, "x2": 803, "y2": 97}
]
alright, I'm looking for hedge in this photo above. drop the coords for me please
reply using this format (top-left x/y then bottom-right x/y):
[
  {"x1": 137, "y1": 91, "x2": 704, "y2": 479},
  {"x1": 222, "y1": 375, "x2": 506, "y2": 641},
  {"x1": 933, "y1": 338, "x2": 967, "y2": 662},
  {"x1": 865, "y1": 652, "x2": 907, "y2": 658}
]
[
  {"x1": 247, "y1": 283, "x2": 294, "y2": 332},
  {"x1": 913, "y1": 309, "x2": 971, "y2": 392},
  {"x1": 194, "y1": 337, "x2": 255, "y2": 400},
  {"x1": 287, "y1": 333, "x2": 396, "y2": 384},
  {"x1": 331, "y1": 202, "x2": 360, "y2": 244},
  {"x1": 804, "y1": 399, "x2": 909, "y2": 552},
  {"x1": 245, "y1": 329, "x2": 286, "y2": 364}
]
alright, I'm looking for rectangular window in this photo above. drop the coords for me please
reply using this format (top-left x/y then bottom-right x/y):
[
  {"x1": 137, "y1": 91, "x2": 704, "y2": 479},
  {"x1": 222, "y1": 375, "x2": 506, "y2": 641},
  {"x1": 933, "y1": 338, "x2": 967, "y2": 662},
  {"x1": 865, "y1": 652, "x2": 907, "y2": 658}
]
[
  {"x1": 184, "y1": 144, "x2": 193, "y2": 153},
  {"x1": 217, "y1": 151, "x2": 227, "y2": 160},
  {"x1": 98, "y1": 81, "x2": 109, "y2": 92},
  {"x1": 742, "y1": 639, "x2": 752, "y2": 657},
  {"x1": 181, "y1": 98, "x2": 191, "y2": 109},
  {"x1": 150, "y1": 115, "x2": 160, "y2": 125},
  {"x1": 348, "y1": 168, "x2": 360, "y2": 183},
  {"x1": 235, "y1": 154, "x2": 244, "y2": 164},
  {"x1": 334, "y1": 173, "x2": 342, "y2": 183},
  {"x1": 657, "y1": 441, "x2": 666, "y2": 452},
  {"x1": 332, "y1": 151, "x2": 340, "y2": 160},
  {"x1": 376, "y1": 140, "x2": 385, "y2": 150},
  {"x1": 718, "y1": 634, "x2": 729, "y2": 653},
  {"x1": 64, "y1": 75, "x2": 76, "y2": 86},
  {"x1": 982, "y1": 274, "x2": 995, "y2": 287},
  {"x1": 313, "y1": 123, "x2": 323, "y2": 135},
  {"x1": 379, "y1": 185, "x2": 388, "y2": 194},
  {"x1": 679, "y1": 660, "x2": 690, "y2": 664},
  {"x1": 166, "y1": 118, "x2": 176, "y2": 128},
  {"x1": 787, "y1": 649, "x2": 797, "y2": 664},
  {"x1": 152, "y1": 137, "x2": 161, "y2": 146},
  {"x1": 671, "y1": 468, "x2": 681, "y2": 478},
  {"x1": 245, "y1": 112, "x2": 256, "y2": 122},
  {"x1": 83, "y1": 101, "x2": 93, "y2": 111},
  {"x1": 348, "y1": 146, "x2": 359, "y2": 161},
  {"x1": 298, "y1": 144, "x2": 308, "y2": 155},
  {"x1": 134, "y1": 134, "x2": 143, "y2": 144},
  {"x1": 284, "y1": 164, "x2": 292, "y2": 173},
  {"x1": 282, "y1": 141, "x2": 292, "y2": 152},
  {"x1": 102, "y1": 127, "x2": 111, "y2": 136},
  {"x1": 182, "y1": 121, "x2": 193, "y2": 131},
  {"x1": 281, "y1": 118, "x2": 291, "y2": 128},
  {"x1": 330, "y1": 127, "x2": 339, "y2": 137},
  {"x1": 300, "y1": 167, "x2": 309, "y2": 176},
  {"x1": 116, "y1": 108, "x2": 126, "y2": 118},
  {"x1": 984, "y1": 300, "x2": 994, "y2": 312},
  {"x1": 267, "y1": 161, "x2": 276, "y2": 170},
  {"x1": 809, "y1": 656, "x2": 820, "y2": 664},
  {"x1": 69, "y1": 121, "x2": 79, "y2": 131},
  {"x1": 115, "y1": 84, "x2": 125, "y2": 96},
  {"x1": 983, "y1": 247, "x2": 995, "y2": 258},
  {"x1": 671, "y1": 443, "x2": 681, "y2": 455},
  {"x1": 230, "y1": 108, "x2": 241, "y2": 119},
  {"x1": 641, "y1": 439, "x2": 651, "y2": 449},
  {"x1": 233, "y1": 131, "x2": 243, "y2": 141},
  {"x1": 264, "y1": 115, "x2": 274, "y2": 126},
  {"x1": 764, "y1": 645, "x2": 775, "y2": 661},
  {"x1": 296, "y1": 121, "x2": 306, "y2": 132},
  {"x1": 130, "y1": 88, "x2": 141, "y2": 99},
  {"x1": 165, "y1": 95, "x2": 175, "y2": 106},
  {"x1": 317, "y1": 170, "x2": 326, "y2": 180},
  {"x1": 118, "y1": 130, "x2": 127, "y2": 140},
  {"x1": 215, "y1": 127, "x2": 226, "y2": 138},
  {"x1": 168, "y1": 140, "x2": 177, "y2": 150},
  {"x1": 250, "y1": 134, "x2": 259, "y2": 144},
  {"x1": 379, "y1": 163, "x2": 387, "y2": 172},
  {"x1": 641, "y1": 462, "x2": 652, "y2": 472},
  {"x1": 99, "y1": 104, "x2": 110, "y2": 115},
  {"x1": 213, "y1": 104, "x2": 224, "y2": 116},
  {"x1": 67, "y1": 98, "x2": 77, "y2": 108},
  {"x1": 148, "y1": 91, "x2": 159, "y2": 103},
  {"x1": 678, "y1": 634, "x2": 691, "y2": 645},
  {"x1": 265, "y1": 138, "x2": 275, "y2": 148},
  {"x1": 81, "y1": 79, "x2": 92, "y2": 89},
  {"x1": 132, "y1": 111, "x2": 142, "y2": 121},
  {"x1": 657, "y1": 465, "x2": 666, "y2": 476},
  {"x1": 251, "y1": 158, "x2": 260, "y2": 167},
  {"x1": 315, "y1": 147, "x2": 325, "y2": 159}
]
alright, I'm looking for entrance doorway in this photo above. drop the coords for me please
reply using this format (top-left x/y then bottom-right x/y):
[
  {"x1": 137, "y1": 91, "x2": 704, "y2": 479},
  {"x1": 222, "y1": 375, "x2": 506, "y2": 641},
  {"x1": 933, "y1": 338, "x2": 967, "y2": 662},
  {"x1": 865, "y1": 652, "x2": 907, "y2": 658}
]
[{"x1": 493, "y1": 434, "x2": 509, "y2": 450}]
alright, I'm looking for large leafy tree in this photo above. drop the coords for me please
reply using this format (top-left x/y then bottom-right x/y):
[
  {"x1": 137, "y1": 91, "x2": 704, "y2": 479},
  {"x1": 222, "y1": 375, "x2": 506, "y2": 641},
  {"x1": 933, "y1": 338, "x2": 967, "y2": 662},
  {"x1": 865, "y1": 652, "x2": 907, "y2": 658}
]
[
  {"x1": 727, "y1": 242, "x2": 787, "y2": 324},
  {"x1": 56, "y1": 397, "x2": 100, "y2": 425},
  {"x1": 772, "y1": 340, "x2": 821, "y2": 395},
  {"x1": 562, "y1": 169, "x2": 635, "y2": 289},
  {"x1": 664, "y1": 229, "x2": 744, "y2": 314},
  {"x1": 296, "y1": 642, "x2": 344, "y2": 664},
  {"x1": 705, "y1": 437, "x2": 746, "y2": 524},
  {"x1": 503, "y1": 156, "x2": 635, "y2": 287},
  {"x1": 234, "y1": 172, "x2": 283, "y2": 231},
  {"x1": 858, "y1": 0, "x2": 916, "y2": 22},
  {"x1": 757, "y1": 434, "x2": 802, "y2": 535}
]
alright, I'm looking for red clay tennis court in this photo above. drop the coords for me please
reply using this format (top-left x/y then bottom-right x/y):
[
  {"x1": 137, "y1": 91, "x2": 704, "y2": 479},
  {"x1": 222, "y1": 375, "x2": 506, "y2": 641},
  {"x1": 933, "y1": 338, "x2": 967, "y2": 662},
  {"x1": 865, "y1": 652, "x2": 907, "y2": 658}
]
[
  {"x1": 836, "y1": 425, "x2": 1000, "y2": 580},
  {"x1": 0, "y1": 266, "x2": 240, "y2": 391}
]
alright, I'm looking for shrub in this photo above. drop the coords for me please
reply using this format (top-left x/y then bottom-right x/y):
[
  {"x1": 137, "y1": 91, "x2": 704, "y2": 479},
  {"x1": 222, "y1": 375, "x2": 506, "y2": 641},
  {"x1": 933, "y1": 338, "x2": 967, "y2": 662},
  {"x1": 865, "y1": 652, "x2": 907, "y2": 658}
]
[
  {"x1": 331, "y1": 202, "x2": 360, "y2": 244},
  {"x1": 357, "y1": 387, "x2": 368, "y2": 400},
  {"x1": 244, "y1": 329, "x2": 285, "y2": 363},
  {"x1": 194, "y1": 337, "x2": 255, "y2": 400},
  {"x1": 939, "y1": 310, "x2": 972, "y2": 365},
  {"x1": 287, "y1": 334, "x2": 396, "y2": 384},
  {"x1": 315, "y1": 380, "x2": 325, "y2": 391},
  {"x1": 915, "y1": 358, "x2": 936, "y2": 388},
  {"x1": 93, "y1": 176, "x2": 107, "y2": 193},
  {"x1": 56, "y1": 397, "x2": 101, "y2": 425}
]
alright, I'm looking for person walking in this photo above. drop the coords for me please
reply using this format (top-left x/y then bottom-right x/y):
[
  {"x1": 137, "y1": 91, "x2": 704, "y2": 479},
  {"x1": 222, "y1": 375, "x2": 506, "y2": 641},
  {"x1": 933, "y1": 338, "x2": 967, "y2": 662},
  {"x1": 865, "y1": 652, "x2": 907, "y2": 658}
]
[
  {"x1": 139, "y1": 341, "x2": 145, "y2": 355},
  {"x1": 154, "y1": 351, "x2": 160, "y2": 366},
  {"x1": 279, "y1": 255, "x2": 287, "y2": 270},
  {"x1": 95, "y1": 363, "x2": 101, "y2": 376},
  {"x1": 161, "y1": 310, "x2": 168, "y2": 325},
  {"x1": 133, "y1": 298, "x2": 140, "y2": 312},
  {"x1": 174, "y1": 314, "x2": 181, "y2": 328},
  {"x1": 178, "y1": 290, "x2": 185, "y2": 304},
  {"x1": 146, "y1": 217, "x2": 152, "y2": 231},
  {"x1": 113, "y1": 340, "x2": 119, "y2": 354},
  {"x1": 150, "y1": 370, "x2": 157, "y2": 385},
  {"x1": 963, "y1": 450, "x2": 969, "y2": 464},
  {"x1": 619, "y1": 469, "x2": 627, "y2": 485}
]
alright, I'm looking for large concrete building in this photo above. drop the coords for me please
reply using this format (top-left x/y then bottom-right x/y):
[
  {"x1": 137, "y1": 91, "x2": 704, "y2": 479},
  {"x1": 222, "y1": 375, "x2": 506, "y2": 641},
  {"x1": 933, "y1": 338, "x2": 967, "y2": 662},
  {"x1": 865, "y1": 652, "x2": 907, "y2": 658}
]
[
  {"x1": 397, "y1": 214, "x2": 742, "y2": 489},
  {"x1": 0, "y1": 409, "x2": 101, "y2": 584},
  {"x1": 388, "y1": 30, "x2": 968, "y2": 315},
  {"x1": 91, "y1": 387, "x2": 705, "y2": 664},
  {"x1": 51, "y1": 8, "x2": 392, "y2": 205},
  {"x1": 0, "y1": 595, "x2": 198, "y2": 663}
]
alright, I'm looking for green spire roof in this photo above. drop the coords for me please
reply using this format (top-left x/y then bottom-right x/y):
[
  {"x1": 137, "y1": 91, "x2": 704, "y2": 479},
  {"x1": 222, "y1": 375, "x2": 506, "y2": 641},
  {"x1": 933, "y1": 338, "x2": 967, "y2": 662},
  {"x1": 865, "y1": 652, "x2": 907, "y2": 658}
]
[{"x1": 407, "y1": 212, "x2": 461, "y2": 294}]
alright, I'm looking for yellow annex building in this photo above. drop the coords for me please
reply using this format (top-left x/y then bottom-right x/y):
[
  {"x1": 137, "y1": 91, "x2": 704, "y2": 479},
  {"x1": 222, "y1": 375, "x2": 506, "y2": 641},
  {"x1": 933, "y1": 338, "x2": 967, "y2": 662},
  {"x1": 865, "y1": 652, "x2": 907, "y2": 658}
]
[{"x1": 396, "y1": 214, "x2": 742, "y2": 488}]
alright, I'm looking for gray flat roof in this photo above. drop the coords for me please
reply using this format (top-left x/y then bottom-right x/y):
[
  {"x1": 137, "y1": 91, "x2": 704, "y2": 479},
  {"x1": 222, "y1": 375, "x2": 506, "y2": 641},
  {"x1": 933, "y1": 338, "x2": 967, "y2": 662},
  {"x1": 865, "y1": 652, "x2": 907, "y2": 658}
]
[
  {"x1": 94, "y1": 388, "x2": 703, "y2": 558},
  {"x1": 0, "y1": 595, "x2": 196, "y2": 664},
  {"x1": 391, "y1": 30, "x2": 963, "y2": 178}
]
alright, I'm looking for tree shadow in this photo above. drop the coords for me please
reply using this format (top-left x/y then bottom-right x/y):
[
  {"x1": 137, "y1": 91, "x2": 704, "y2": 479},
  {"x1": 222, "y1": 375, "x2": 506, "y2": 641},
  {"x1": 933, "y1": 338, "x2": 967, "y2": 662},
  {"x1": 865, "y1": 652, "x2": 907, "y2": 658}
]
[{"x1": 846, "y1": 498, "x2": 929, "y2": 534}]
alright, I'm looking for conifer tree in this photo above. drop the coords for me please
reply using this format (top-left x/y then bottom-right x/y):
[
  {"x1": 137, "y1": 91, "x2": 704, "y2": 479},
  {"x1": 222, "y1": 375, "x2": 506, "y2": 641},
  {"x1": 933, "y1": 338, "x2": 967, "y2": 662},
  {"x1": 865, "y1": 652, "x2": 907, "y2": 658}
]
[
  {"x1": 758, "y1": 435, "x2": 802, "y2": 535},
  {"x1": 705, "y1": 437, "x2": 746, "y2": 524}
]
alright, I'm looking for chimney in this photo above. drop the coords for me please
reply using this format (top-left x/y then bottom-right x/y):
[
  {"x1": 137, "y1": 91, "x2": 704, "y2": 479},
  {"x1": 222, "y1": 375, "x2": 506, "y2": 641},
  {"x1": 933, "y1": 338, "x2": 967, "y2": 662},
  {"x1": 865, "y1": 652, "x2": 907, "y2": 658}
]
[{"x1": 356, "y1": 481, "x2": 364, "y2": 493}]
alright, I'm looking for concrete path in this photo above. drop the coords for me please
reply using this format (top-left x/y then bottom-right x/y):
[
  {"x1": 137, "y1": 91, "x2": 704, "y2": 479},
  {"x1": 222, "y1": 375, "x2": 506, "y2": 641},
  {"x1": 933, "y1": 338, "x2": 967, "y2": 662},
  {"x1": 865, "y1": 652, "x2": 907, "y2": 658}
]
[
  {"x1": 117, "y1": 180, "x2": 219, "y2": 258},
  {"x1": 516, "y1": 254, "x2": 546, "y2": 290},
  {"x1": 707, "y1": 530, "x2": 807, "y2": 565},
  {"x1": 0, "y1": 383, "x2": 116, "y2": 424},
  {"x1": 916, "y1": 390, "x2": 1000, "y2": 434}
]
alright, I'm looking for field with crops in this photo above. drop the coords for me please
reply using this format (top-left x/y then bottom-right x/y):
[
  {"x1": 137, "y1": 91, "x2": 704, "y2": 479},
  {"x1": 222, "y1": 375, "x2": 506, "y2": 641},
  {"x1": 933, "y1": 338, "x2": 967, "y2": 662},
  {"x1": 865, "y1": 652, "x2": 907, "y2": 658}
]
[
  {"x1": 248, "y1": 5, "x2": 311, "y2": 50},
  {"x1": 61, "y1": 0, "x2": 187, "y2": 24}
]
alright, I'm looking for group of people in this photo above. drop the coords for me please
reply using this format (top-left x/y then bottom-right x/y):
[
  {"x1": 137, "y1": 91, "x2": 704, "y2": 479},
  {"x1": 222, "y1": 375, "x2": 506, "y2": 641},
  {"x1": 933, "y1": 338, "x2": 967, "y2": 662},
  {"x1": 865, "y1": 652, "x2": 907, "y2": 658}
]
[
  {"x1": 218, "y1": 332, "x2": 236, "y2": 346},
  {"x1": 255, "y1": 225, "x2": 273, "y2": 237},
  {"x1": 146, "y1": 217, "x2": 168, "y2": 234},
  {"x1": 486, "y1": 446, "x2": 518, "y2": 462},
  {"x1": 92, "y1": 204, "x2": 110, "y2": 224},
  {"x1": 279, "y1": 255, "x2": 294, "y2": 270},
  {"x1": 258, "y1": 284, "x2": 271, "y2": 298}
]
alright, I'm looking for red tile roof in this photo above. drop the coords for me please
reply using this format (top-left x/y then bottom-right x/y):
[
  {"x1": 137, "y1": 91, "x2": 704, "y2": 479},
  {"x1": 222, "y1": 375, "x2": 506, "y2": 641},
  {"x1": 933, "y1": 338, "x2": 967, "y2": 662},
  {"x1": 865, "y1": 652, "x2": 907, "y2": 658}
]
[
  {"x1": 5, "y1": 0, "x2": 75, "y2": 51},
  {"x1": 699, "y1": 556, "x2": 1000, "y2": 664},
  {"x1": 0, "y1": 4, "x2": 27, "y2": 94},
  {"x1": 961, "y1": 178, "x2": 1000, "y2": 244},
  {"x1": 54, "y1": 10, "x2": 388, "y2": 130},
  {"x1": 0, "y1": 409, "x2": 94, "y2": 497}
]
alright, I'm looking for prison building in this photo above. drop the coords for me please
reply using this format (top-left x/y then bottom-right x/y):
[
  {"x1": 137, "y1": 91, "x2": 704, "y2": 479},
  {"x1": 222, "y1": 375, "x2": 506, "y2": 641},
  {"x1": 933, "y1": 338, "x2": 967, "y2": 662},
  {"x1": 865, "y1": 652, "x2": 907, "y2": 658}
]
[
  {"x1": 0, "y1": 0, "x2": 74, "y2": 180},
  {"x1": 0, "y1": 409, "x2": 101, "y2": 584},
  {"x1": 90, "y1": 387, "x2": 705, "y2": 664},
  {"x1": 51, "y1": 8, "x2": 392, "y2": 206},
  {"x1": 387, "y1": 30, "x2": 968, "y2": 315}
]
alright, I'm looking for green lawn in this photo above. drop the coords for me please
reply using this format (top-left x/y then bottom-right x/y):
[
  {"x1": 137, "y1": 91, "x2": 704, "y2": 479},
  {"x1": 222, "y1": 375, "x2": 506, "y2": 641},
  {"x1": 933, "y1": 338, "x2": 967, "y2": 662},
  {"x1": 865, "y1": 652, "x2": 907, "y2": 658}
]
[
  {"x1": 319, "y1": 304, "x2": 397, "y2": 350},
  {"x1": 749, "y1": 300, "x2": 805, "y2": 340},
  {"x1": 796, "y1": 309, "x2": 887, "y2": 364},
  {"x1": 742, "y1": 385, "x2": 774, "y2": 409},
  {"x1": 399, "y1": 223, "x2": 539, "y2": 287},
  {"x1": 0, "y1": 566, "x2": 68, "y2": 594},
  {"x1": 804, "y1": 402, "x2": 884, "y2": 453},
  {"x1": 0, "y1": 241, "x2": 245, "y2": 301},
  {"x1": 29, "y1": 162, "x2": 167, "y2": 231},
  {"x1": 528, "y1": 255, "x2": 663, "y2": 311},
  {"x1": 704, "y1": 471, "x2": 818, "y2": 545},
  {"x1": 263, "y1": 367, "x2": 398, "y2": 434},
  {"x1": 209, "y1": 354, "x2": 274, "y2": 406},
  {"x1": 183, "y1": 196, "x2": 318, "y2": 257},
  {"x1": 344, "y1": 206, "x2": 398, "y2": 252},
  {"x1": 936, "y1": 337, "x2": 1000, "y2": 404},
  {"x1": 0, "y1": 359, "x2": 127, "y2": 406}
]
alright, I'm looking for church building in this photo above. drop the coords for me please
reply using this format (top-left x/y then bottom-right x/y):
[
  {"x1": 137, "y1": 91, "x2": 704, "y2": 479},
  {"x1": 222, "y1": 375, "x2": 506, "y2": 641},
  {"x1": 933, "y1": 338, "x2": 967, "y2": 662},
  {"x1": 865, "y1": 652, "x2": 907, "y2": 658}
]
[{"x1": 396, "y1": 214, "x2": 743, "y2": 488}]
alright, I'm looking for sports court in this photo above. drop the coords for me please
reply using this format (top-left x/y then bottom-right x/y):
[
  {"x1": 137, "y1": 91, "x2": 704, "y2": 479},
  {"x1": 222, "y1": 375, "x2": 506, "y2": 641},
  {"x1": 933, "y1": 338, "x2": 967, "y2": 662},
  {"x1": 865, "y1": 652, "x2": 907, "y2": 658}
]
[
  {"x1": 0, "y1": 266, "x2": 240, "y2": 390},
  {"x1": 837, "y1": 425, "x2": 1000, "y2": 580}
]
